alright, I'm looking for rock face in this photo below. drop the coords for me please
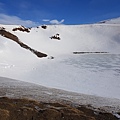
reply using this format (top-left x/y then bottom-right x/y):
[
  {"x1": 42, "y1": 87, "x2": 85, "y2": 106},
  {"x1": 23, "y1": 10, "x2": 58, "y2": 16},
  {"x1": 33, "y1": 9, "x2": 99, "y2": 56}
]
[{"x1": 0, "y1": 97, "x2": 118, "y2": 120}]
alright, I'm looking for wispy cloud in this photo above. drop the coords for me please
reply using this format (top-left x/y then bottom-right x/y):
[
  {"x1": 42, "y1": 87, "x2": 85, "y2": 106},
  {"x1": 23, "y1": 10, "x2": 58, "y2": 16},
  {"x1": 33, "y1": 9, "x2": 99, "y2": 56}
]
[
  {"x1": 42, "y1": 19, "x2": 64, "y2": 25},
  {"x1": 0, "y1": 14, "x2": 39, "y2": 27},
  {"x1": 50, "y1": 19, "x2": 64, "y2": 24}
]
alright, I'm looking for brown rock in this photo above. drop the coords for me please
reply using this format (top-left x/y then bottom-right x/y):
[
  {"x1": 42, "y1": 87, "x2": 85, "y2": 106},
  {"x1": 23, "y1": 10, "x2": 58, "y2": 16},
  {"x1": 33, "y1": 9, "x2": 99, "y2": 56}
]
[{"x1": 12, "y1": 26, "x2": 30, "y2": 33}]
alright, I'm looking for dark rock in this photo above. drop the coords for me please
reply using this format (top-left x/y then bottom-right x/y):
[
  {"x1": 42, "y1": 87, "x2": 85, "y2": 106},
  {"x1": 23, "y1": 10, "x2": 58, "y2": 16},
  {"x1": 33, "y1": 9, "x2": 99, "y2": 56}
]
[
  {"x1": 12, "y1": 26, "x2": 30, "y2": 33},
  {"x1": 50, "y1": 34, "x2": 61, "y2": 40},
  {"x1": 41, "y1": 25, "x2": 47, "y2": 29}
]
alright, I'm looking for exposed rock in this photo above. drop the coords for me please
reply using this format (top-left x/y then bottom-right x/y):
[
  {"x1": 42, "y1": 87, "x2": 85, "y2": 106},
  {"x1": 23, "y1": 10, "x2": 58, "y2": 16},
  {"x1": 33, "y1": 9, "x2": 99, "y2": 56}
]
[
  {"x1": 48, "y1": 56, "x2": 54, "y2": 59},
  {"x1": 0, "y1": 29, "x2": 19, "y2": 41},
  {"x1": 41, "y1": 25, "x2": 47, "y2": 29},
  {"x1": 12, "y1": 26, "x2": 30, "y2": 33},
  {"x1": 50, "y1": 33, "x2": 61, "y2": 40}
]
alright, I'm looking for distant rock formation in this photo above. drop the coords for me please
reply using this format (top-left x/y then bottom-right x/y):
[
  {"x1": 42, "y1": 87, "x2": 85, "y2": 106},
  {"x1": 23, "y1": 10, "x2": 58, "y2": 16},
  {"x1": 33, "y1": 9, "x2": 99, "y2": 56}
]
[
  {"x1": 50, "y1": 33, "x2": 60, "y2": 40},
  {"x1": 12, "y1": 26, "x2": 30, "y2": 33},
  {"x1": 41, "y1": 25, "x2": 47, "y2": 29}
]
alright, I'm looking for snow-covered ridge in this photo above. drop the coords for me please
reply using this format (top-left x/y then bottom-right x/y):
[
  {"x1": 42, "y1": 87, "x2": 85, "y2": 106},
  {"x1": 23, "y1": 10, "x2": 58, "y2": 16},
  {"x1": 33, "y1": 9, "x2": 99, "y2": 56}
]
[{"x1": 0, "y1": 23, "x2": 120, "y2": 57}]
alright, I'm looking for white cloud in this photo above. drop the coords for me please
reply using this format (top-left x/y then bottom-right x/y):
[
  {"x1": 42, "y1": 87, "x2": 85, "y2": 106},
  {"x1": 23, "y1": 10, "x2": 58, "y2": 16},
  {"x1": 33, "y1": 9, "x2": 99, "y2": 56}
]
[
  {"x1": 42, "y1": 19, "x2": 64, "y2": 25},
  {"x1": 0, "y1": 14, "x2": 39, "y2": 27},
  {"x1": 50, "y1": 19, "x2": 64, "y2": 25}
]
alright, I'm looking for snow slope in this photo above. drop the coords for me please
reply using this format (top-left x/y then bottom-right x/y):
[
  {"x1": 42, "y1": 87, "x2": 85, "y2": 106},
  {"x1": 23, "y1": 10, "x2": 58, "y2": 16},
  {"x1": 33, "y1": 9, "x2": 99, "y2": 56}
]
[{"x1": 0, "y1": 18, "x2": 120, "y2": 99}]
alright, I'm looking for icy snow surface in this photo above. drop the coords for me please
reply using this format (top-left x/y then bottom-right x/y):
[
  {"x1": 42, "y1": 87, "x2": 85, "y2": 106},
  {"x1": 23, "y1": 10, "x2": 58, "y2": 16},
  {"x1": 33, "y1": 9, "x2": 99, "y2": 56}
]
[{"x1": 0, "y1": 21, "x2": 120, "y2": 99}]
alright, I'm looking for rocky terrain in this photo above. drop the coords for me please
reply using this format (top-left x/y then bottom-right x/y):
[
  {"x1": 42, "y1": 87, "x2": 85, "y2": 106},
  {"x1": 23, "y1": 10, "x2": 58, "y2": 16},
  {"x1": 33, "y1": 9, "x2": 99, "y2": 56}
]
[
  {"x1": 0, "y1": 77, "x2": 120, "y2": 120},
  {"x1": 0, "y1": 97, "x2": 118, "y2": 120}
]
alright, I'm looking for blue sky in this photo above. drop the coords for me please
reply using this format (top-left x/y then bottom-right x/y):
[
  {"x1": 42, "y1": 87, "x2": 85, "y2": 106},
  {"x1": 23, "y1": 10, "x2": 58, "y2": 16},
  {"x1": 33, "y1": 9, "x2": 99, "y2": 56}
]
[{"x1": 0, "y1": 0, "x2": 120, "y2": 26}]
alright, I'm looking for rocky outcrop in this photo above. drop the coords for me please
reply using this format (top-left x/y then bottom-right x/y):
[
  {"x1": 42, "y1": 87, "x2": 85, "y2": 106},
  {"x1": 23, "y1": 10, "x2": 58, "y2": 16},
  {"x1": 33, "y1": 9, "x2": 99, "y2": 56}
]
[
  {"x1": 50, "y1": 33, "x2": 61, "y2": 40},
  {"x1": 41, "y1": 25, "x2": 47, "y2": 29},
  {"x1": 12, "y1": 26, "x2": 30, "y2": 33},
  {"x1": 0, "y1": 28, "x2": 19, "y2": 41}
]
